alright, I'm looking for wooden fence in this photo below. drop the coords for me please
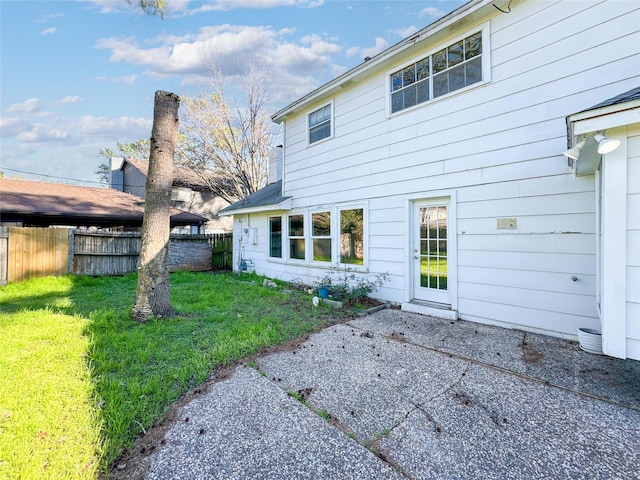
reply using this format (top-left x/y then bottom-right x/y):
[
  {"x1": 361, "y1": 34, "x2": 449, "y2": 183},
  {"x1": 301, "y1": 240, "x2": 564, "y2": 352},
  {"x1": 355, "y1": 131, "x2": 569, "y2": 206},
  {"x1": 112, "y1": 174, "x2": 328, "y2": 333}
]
[
  {"x1": 0, "y1": 227, "x2": 233, "y2": 285},
  {"x1": 0, "y1": 227, "x2": 72, "y2": 284}
]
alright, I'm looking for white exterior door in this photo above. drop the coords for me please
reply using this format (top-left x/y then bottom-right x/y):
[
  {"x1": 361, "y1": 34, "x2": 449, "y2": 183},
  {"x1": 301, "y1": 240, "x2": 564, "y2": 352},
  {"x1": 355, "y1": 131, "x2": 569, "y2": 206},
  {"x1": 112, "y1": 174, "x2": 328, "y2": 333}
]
[{"x1": 413, "y1": 199, "x2": 453, "y2": 306}]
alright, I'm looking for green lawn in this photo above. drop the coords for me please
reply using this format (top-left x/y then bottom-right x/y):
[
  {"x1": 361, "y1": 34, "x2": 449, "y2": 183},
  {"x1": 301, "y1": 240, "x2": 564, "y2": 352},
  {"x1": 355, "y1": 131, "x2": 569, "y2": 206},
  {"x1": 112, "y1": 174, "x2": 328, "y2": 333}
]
[{"x1": 0, "y1": 272, "x2": 343, "y2": 479}]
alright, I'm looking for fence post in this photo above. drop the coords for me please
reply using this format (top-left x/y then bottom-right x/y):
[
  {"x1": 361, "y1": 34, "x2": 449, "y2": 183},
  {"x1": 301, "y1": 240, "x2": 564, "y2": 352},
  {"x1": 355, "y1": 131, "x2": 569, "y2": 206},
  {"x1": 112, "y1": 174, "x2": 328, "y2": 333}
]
[
  {"x1": 0, "y1": 228, "x2": 8, "y2": 286},
  {"x1": 68, "y1": 229, "x2": 75, "y2": 274}
]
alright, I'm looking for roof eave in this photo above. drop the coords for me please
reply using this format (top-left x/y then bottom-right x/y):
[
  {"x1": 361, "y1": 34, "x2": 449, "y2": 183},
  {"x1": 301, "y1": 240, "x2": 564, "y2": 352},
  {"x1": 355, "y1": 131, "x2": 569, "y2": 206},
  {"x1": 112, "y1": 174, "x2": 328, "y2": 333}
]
[
  {"x1": 271, "y1": 0, "x2": 493, "y2": 124},
  {"x1": 218, "y1": 198, "x2": 292, "y2": 216},
  {"x1": 567, "y1": 99, "x2": 640, "y2": 135}
]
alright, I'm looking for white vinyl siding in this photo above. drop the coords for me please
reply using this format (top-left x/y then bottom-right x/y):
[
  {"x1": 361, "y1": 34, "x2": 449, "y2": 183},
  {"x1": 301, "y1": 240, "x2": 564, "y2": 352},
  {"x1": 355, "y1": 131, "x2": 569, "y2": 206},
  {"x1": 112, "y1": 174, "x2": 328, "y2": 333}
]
[
  {"x1": 625, "y1": 125, "x2": 640, "y2": 358},
  {"x1": 241, "y1": 0, "x2": 638, "y2": 339}
]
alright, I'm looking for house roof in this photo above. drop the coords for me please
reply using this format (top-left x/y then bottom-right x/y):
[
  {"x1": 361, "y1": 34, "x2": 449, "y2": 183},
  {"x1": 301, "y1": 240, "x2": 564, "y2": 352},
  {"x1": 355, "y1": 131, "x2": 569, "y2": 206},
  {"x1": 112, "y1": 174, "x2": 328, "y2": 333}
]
[
  {"x1": 0, "y1": 178, "x2": 206, "y2": 227},
  {"x1": 582, "y1": 86, "x2": 640, "y2": 112},
  {"x1": 271, "y1": 0, "x2": 493, "y2": 123},
  {"x1": 123, "y1": 157, "x2": 219, "y2": 190},
  {"x1": 218, "y1": 180, "x2": 291, "y2": 216},
  {"x1": 565, "y1": 86, "x2": 640, "y2": 176}
]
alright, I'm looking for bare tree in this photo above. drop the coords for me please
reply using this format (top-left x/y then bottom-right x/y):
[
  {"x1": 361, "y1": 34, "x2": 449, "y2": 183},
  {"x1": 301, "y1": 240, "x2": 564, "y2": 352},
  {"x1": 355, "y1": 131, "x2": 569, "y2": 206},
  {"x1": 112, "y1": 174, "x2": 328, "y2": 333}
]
[
  {"x1": 131, "y1": 91, "x2": 179, "y2": 322},
  {"x1": 178, "y1": 65, "x2": 274, "y2": 204}
]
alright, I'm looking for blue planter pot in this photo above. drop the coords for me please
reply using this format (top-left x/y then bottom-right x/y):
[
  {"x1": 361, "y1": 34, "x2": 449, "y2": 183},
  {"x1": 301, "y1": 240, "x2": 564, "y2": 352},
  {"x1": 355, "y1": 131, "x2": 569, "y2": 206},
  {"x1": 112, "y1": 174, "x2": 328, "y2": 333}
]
[{"x1": 318, "y1": 287, "x2": 330, "y2": 299}]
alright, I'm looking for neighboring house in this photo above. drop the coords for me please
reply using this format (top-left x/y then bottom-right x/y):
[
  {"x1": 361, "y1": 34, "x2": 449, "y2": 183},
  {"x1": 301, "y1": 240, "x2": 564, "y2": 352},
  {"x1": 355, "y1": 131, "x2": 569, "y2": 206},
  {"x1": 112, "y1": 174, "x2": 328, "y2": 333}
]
[
  {"x1": 110, "y1": 157, "x2": 232, "y2": 233},
  {"x1": 0, "y1": 178, "x2": 207, "y2": 230},
  {"x1": 220, "y1": 0, "x2": 640, "y2": 360}
]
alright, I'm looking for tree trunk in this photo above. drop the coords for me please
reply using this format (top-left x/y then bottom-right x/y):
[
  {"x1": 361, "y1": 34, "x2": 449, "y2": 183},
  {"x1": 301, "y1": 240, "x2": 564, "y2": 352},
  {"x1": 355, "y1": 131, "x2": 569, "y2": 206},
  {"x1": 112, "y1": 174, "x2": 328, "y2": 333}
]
[{"x1": 131, "y1": 91, "x2": 179, "y2": 322}]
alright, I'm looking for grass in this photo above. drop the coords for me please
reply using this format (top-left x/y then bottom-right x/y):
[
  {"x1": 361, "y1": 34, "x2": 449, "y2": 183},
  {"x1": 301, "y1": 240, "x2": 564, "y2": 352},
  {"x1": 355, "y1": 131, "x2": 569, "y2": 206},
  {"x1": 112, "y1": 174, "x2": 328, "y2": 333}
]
[{"x1": 0, "y1": 271, "x2": 345, "y2": 478}]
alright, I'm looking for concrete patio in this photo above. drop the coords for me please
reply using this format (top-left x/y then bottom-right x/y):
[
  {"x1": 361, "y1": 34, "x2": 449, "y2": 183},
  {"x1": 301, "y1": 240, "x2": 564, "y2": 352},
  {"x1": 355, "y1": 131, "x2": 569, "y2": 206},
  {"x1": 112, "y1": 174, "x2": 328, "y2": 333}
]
[{"x1": 130, "y1": 309, "x2": 640, "y2": 479}]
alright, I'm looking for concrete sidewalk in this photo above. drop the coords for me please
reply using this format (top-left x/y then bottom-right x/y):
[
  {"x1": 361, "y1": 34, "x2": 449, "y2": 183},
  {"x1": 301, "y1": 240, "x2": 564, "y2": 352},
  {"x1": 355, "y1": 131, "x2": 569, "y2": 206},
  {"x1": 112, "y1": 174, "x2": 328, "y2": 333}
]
[{"x1": 138, "y1": 309, "x2": 640, "y2": 480}]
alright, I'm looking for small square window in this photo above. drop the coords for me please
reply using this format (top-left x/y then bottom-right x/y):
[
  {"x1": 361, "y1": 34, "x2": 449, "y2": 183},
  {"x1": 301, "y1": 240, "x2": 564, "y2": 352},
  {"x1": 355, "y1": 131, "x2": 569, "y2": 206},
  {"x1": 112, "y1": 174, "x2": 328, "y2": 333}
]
[{"x1": 308, "y1": 104, "x2": 332, "y2": 144}]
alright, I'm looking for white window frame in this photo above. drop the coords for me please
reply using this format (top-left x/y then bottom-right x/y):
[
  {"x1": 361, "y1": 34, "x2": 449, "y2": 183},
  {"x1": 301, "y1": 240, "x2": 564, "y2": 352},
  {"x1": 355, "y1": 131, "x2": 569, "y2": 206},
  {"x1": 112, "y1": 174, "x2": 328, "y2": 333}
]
[
  {"x1": 307, "y1": 101, "x2": 334, "y2": 146},
  {"x1": 287, "y1": 213, "x2": 306, "y2": 262},
  {"x1": 271, "y1": 204, "x2": 369, "y2": 271},
  {"x1": 268, "y1": 215, "x2": 283, "y2": 259},
  {"x1": 310, "y1": 210, "x2": 333, "y2": 264},
  {"x1": 386, "y1": 23, "x2": 491, "y2": 116},
  {"x1": 337, "y1": 204, "x2": 368, "y2": 269}
]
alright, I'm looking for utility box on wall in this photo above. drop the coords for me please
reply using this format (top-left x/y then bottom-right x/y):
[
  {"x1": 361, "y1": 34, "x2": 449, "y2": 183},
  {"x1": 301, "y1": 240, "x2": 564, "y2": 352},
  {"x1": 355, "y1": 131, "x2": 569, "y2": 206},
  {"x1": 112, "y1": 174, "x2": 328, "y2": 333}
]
[{"x1": 244, "y1": 227, "x2": 257, "y2": 245}]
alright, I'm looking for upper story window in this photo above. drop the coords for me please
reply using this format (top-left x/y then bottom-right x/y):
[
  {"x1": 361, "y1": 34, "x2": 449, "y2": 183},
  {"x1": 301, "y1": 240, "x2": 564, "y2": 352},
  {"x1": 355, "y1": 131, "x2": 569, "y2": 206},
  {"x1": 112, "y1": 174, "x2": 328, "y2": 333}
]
[
  {"x1": 390, "y1": 30, "x2": 484, "y2": 114},
  {"x1": 308, "y1": 104, "x2": 332, "y2": 144}
]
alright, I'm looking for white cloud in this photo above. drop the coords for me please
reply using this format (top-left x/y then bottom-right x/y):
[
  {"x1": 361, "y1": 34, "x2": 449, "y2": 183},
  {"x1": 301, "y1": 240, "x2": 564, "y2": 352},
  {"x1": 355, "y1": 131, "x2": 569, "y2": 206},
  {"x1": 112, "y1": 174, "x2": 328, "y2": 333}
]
[
  {"x1": 95, "y1": 74, "x2": 139, "y2": 84},
  {"x1": 346, "y1": 37, "x2": 389, "y2": 60},
  {"x1": 391, "y1": 26, "x2": 419, "y2": 39},
  {"x1": 419, "y1": 6, "x2": 446, "y2": 18},
  {"x1": 6, "y1": 98, "x2": 42, "y2": 113},
  {"x1": 86, "y1": 0, "x2": 322, "y2": 17},
  {"x1": 79, "y1": 115, "x2": 152, "y2": 138},
  {"x1": 188, "y1": 0, "x2": 323, "y2": 13},
  {"x1": 16, "y1": 124, "x2": 68, "y2": 142},
  {"x1": 40, "y1": 27, "x2": 57, "y2": 36},
  {"x1": 57, "y1": 96, "x2": 82, "y2": 105},
  {"x1": 34, "y1": 13, "x2": 64, "y2": 23},
  {"x1": 85, "y1": 0, "x2": 136, "y2": 14},
  {"x1": 0, "y1": 117, "x2": 31, "y2": 138},
  {"x1": 95, "y1": 24, "x2": 344, "y2": 96}
]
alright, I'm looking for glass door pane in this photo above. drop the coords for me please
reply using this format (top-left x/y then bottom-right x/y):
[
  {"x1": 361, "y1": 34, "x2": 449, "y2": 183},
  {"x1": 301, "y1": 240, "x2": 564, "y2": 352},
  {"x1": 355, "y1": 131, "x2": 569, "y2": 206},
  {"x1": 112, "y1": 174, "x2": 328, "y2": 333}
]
[{"x1": 419, "y1": 205, "x2": 447, "y2": 290}]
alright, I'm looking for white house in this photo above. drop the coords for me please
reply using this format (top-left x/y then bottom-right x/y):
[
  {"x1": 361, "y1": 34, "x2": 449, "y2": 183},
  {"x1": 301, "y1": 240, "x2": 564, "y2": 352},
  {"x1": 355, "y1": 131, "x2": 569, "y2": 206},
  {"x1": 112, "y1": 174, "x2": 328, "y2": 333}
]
[{"x1": 220, "y1": 0, "x2": 640, "y2": 360}]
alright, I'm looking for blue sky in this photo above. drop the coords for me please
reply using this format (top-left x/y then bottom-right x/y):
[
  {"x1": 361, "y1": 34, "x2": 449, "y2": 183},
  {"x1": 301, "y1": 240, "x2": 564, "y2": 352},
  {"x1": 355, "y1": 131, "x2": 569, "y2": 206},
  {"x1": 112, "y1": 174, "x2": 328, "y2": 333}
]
[{"x1": 1, "y1": 0, "x2": 465, "y2": 186}]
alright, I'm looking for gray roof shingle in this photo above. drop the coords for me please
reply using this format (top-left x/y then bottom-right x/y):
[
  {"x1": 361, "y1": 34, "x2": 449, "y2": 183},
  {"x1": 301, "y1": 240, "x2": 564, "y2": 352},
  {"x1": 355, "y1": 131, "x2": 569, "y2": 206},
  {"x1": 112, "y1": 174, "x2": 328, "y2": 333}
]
[
  {"x1": 582, "y1": 86, "x2": 640, "y2": 112},
  {"x1": 219, "y1": 180, "x2": 290, "y2": 214}
]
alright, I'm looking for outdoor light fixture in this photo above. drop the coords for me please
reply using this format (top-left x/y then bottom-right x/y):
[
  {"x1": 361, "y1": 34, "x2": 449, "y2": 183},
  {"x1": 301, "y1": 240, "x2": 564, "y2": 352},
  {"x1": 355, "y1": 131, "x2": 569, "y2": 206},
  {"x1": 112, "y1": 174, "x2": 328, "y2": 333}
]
[
  {"x1": 594, "y1": 133, "x2": 620, "y2": 154},
  {"x1": 563, "y1": 138, "x2": 587, "y2": 162}
]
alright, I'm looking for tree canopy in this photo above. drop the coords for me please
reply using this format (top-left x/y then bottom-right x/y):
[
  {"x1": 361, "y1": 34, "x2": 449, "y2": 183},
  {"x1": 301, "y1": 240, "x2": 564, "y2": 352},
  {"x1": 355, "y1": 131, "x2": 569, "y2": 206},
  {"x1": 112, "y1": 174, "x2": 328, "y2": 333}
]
[
  {"x1": 177, "y1": 66, "x2": 274, "y2": 204},
  {"x1": 135, "y1": 0, "x2": 165, "y2": 16},
  {"x1": 98, "y1": 66, "x2": 274, "y2": 203}
]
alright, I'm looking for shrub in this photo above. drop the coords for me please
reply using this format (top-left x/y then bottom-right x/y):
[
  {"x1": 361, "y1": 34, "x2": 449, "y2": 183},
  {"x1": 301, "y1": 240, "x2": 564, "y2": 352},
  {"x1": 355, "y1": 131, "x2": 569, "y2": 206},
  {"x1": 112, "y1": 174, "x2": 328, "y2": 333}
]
[{"x1": 313, "y1": 265, "x2": 389, "y2": 304}]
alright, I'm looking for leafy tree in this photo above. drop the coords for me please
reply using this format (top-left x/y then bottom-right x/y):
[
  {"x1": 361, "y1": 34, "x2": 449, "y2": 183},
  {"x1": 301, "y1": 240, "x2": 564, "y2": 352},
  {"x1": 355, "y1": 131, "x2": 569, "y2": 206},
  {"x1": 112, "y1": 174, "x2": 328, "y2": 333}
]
[
  {"x1": 133, "y1": 0, "x2": 165, "y2": 16},
  {"x1": 130, "y1": 91, "x2": 179, "y2": 322},
  {"x1": 96, "y1": 140, "x2": 151, "y2": 184},
  {"x1": 178, "y1": 65, "x2": 274, "y2": 204},
  {"x1": 95, "y1": 161, "x2": 111, "y2": 185}
]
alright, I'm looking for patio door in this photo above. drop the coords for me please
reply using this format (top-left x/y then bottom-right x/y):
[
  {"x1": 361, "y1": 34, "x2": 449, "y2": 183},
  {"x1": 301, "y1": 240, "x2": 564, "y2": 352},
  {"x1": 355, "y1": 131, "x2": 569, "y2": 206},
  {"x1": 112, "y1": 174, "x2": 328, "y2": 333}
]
[{"x1": 413, "y1": 199, "x2": 452, "y2": 306}]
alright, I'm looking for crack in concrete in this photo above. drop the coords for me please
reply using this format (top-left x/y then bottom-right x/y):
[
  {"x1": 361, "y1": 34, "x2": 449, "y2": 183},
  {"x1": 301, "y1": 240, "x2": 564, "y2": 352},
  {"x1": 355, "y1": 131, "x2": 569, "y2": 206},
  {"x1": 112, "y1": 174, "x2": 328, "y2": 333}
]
[{"x1": 348, "y1": 323, "x2": 640, "y2": 413}]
